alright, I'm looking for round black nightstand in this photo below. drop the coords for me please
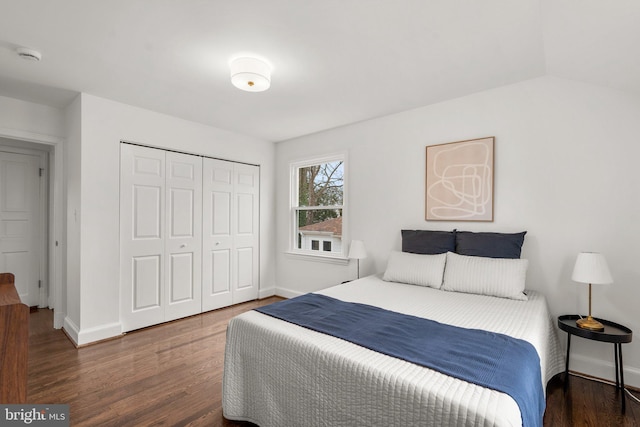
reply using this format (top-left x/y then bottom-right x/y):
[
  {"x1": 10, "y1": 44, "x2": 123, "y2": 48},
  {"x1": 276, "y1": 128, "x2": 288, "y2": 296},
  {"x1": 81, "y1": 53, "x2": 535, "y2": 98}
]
[{"x1": 558, "y1": 315, "x2": 633, "y2": 413}]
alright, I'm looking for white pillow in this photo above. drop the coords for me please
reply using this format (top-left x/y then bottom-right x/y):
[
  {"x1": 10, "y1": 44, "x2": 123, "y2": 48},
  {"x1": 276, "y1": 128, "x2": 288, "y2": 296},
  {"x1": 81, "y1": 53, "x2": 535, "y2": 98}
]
[
  {"x1": 442, "y1": 252, "x2": 529, "y2": 300},
  {"x1": 382, "y1": 251, "x2": 447, "y2": 289}
]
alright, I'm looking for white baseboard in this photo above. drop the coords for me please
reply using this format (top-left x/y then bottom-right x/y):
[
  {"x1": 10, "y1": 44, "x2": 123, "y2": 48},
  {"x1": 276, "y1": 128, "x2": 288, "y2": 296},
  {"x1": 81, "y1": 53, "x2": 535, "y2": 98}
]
[
  {"x1": 76, "y1": 322, "x2": 123, "y2": 346},
  {"x1": 62, "y1": 316, "x2": 123, "y2": 346},
  {"x1": 274, "y1": 286, "x2": 304, "y2": 299},
  {"x1": 570, "y1": 352, "x2": 640, "y2": 389},
  {"x1": 62, "y1": 316, "x2": 80, "y2": 345},
  {"x1": 258, "y1": 287, "x2": 276, "y2": 299}
]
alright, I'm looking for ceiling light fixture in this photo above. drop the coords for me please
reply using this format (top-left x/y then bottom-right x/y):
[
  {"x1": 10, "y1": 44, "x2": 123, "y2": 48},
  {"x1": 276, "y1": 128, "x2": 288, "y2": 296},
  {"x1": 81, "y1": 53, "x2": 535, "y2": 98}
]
[
  {"x1": 16, "y1": 47, "x2": 42, "y2": 61},
  {"x1": 230, "y1": 57, "x2": 271, "y2": 92}
]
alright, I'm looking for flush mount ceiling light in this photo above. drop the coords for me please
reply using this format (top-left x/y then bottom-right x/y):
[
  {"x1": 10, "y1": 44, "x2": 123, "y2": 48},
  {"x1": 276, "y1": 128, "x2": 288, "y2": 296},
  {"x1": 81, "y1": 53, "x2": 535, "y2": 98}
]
[
  {"x1": 16, "y1": 47, "x2": 42, "y2": 61},
  {"x1": 230, "y1": 57, "x2": 271, "y2": 92}
]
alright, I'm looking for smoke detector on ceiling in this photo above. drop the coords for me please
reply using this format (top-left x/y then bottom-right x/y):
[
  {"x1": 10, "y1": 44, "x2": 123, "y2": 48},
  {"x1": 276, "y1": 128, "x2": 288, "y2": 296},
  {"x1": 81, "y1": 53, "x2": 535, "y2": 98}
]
[{"x1": 16, "y1": 47, "x2": 42, "y2": 61}]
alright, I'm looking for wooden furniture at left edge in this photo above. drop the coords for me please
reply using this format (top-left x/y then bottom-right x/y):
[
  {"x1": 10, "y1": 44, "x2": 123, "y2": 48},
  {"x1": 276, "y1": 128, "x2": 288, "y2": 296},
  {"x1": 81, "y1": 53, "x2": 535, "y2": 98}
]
[{"x1": 0, "y1": 272, "x2": 29, "y2": 403}]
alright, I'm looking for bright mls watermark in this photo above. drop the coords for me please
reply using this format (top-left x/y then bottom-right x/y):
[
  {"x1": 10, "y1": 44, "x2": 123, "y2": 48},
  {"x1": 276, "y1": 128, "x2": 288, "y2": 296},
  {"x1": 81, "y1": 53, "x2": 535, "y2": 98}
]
[{"x1": 1, "y1": 405, "x2": 69, "y2": 426}]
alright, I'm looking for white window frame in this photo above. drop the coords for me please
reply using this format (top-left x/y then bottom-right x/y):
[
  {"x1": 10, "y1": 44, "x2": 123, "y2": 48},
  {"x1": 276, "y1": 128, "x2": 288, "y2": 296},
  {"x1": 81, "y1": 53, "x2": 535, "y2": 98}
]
[{"x1": 288, "y1": 152, "x2": 348, "y2": 263}]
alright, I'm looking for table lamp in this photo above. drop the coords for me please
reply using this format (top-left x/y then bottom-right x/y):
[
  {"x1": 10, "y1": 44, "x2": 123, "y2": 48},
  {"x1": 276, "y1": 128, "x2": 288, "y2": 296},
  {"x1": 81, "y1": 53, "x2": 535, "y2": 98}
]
[
  {"x1": 348, "y1": 240, "x2": 367, "y2": 279},
  {"x1": 571, "y1": 252, "x2": 613, "y2": 332}
]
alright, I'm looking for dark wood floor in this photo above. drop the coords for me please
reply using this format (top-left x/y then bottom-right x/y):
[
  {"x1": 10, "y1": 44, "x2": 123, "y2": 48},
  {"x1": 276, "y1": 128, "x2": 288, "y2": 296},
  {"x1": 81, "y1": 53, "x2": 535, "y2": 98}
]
[{"x1": 28, "y1": 299, "x2": 640, "y2": 426}]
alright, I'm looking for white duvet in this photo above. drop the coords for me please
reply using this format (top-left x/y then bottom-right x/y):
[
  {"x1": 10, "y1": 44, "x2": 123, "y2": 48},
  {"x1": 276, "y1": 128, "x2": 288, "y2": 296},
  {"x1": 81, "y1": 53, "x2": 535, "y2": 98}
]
[{"x1": 223, "y1": 275, "x2": 565, "y2": 426}]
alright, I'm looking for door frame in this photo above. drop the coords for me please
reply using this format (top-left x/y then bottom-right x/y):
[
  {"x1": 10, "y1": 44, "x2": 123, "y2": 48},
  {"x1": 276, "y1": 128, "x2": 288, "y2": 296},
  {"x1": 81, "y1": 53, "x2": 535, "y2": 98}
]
[
  {"x1": 0, "y1": 127, "x2": 64, "y2": 328},
  {"x1": 0, "y1": 146, "x2": 48, "y2": 307}
]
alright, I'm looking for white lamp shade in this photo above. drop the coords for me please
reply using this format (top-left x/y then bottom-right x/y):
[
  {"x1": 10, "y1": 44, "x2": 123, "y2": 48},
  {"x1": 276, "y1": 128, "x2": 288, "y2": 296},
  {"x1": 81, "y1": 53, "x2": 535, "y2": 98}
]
[
  {"x1": 348, "y1": 240, "x2": 367, "y2": 259},
  {"x1": 571, "y1": 252, "x2": 613, "y2": 285},
  {"x1": 230, "y1": 57, "x2": 271, "y2": 92}
]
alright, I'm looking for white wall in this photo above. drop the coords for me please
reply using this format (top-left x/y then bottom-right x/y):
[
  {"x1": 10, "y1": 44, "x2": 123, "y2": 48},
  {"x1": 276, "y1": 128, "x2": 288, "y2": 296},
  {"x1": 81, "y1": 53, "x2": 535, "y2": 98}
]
[
  {"x1": 275, "y1": 76, "x2": 640, "y2": 387},
  {"x1": 0, "y1": 95, "x2": 65, "y2": 139},
  {"x1": 63, "y1": 95, "x2": 81, "y2": 333},
  {"x1": 65, "y1": 93, "x2": 276, "y2": 345}
]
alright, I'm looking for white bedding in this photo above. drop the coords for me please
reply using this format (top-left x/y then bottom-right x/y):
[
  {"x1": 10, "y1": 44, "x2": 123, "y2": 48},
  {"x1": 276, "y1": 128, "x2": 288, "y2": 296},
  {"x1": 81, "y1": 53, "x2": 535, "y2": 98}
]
[{"x1": 223, "y1": 274, "x2": 565, "y2": 426}]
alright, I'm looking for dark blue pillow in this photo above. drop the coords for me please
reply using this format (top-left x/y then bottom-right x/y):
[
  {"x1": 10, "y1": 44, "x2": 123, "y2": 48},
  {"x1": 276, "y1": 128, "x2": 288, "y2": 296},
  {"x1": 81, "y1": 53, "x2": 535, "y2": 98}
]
[
  {"x1": 401, "y1": 230, "x2": 456, "y2": 255},
  {"x1": 455, "y1": 231, "x2": 527, "y2": 259}
]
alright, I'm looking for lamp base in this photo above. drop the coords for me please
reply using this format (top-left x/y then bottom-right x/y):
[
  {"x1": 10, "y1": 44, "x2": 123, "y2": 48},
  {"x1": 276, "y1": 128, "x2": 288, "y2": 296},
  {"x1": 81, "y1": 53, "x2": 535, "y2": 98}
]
[{"x1": 576, "y1": 316, "x2": 604, "y2": 332}]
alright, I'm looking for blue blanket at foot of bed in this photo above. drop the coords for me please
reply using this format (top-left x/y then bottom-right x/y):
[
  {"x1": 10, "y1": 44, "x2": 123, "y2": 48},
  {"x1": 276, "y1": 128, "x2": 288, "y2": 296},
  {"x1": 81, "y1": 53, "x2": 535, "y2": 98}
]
[{"x1": 256, "y1": 293, "x2": 544, "y2": 427}]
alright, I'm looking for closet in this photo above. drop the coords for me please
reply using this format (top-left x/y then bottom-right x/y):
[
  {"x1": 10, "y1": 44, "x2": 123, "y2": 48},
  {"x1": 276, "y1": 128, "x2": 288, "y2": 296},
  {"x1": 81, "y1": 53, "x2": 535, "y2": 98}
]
[{"x1": 120, "y1": 143, "x2": 259, "y2": 332}]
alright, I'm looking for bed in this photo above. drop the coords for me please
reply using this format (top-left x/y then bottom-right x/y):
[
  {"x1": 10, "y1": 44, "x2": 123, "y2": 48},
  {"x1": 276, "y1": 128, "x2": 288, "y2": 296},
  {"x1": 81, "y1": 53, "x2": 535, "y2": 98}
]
[{"x1": 222, "y1": 230, "x2": 565, "y2": 426}]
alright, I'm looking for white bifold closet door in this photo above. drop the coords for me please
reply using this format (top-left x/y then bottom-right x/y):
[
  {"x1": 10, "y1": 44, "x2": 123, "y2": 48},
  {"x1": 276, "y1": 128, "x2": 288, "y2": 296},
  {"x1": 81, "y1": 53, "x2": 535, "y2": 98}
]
[
  {"x1": 120, "y1": 144, "x2": 259, "y2": 332},
  {"x1": 202, "y1": 158, "x2": 259, "y2": 311},
  {"x1": 120, "y1": 144, "x2": 202, "y2": 332}
]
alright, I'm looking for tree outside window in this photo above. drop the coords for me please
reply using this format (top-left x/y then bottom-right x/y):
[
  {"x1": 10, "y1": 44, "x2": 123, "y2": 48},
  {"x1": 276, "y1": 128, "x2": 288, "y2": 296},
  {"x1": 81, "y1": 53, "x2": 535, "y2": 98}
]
[{"x1": 292, "y1": 156, "x2": 345, "y2": 257}]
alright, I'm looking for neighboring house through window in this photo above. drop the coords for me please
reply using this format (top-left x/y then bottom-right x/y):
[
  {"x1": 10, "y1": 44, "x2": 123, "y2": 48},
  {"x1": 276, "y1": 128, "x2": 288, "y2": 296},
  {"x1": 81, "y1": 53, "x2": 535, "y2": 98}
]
[
  {"x1": 299, "y1": 217, "x2": 342, "y2": 252},
  {"x1": 290, "y1": 153, "x2": 346, "y2": 259}
]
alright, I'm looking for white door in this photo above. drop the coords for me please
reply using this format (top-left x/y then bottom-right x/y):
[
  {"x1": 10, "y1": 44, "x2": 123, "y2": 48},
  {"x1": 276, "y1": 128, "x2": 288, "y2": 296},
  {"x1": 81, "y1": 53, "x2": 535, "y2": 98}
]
[
  {"x1": 120, "y1": 144, "x2": 166, "y2": 331},
  {"x1": 164, "y1": 151, "x2": 202, "y2": 322},
  {"x1": 202, "y1": 159, "x2": 259, "y2": 311},
  {"x1": 232, "y1": 163, "x2": 259, "y2": 305},
  {"x1": 121, "y1": 145, "x2": 204, "y2": 331},
  {"x1": 0, "y1": 151, "x2": 41, "y2": 307},
  {"x1": 202, "y1": 159, "x2": 234, "y2": 311}
]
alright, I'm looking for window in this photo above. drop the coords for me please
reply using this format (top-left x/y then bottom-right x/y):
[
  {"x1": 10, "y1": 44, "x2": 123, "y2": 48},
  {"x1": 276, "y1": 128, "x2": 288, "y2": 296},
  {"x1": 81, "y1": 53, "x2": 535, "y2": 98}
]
[{"x1": 290, "y1": 153, "x2": 346, "y2": 259}]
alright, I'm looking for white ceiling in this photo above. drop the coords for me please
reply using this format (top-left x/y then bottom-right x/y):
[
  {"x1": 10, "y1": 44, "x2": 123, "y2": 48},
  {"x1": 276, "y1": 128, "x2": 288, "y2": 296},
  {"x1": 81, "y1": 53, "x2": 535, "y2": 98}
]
[{"x1": 0, "y1": 0, "x2": 639, "y2": 142}]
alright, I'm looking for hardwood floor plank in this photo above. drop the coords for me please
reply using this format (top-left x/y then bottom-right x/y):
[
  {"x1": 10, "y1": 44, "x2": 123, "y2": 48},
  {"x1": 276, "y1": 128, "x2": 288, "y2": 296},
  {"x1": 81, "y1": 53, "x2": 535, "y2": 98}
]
[
  {"x1": 27, "y1": 298, "x2": 640, "y2": 426},
  {"x1": 28, "y1": 299, "x2": 278, "y2": 426},
  {"x1": 544, "y1": 373, "x2": 640, "y2": 427}
]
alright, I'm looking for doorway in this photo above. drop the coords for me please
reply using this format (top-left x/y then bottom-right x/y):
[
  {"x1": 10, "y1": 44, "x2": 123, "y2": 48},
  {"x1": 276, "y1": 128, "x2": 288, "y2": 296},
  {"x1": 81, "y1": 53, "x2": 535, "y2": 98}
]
[{"x1": 0, "y1": 141, "x2": 49, "y2": 308}]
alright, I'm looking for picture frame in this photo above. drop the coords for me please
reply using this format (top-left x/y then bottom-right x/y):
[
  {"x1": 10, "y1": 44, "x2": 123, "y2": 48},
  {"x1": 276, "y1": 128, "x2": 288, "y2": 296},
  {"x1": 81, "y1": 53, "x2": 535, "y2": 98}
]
[{"x1": 425, "y1": 137, "x2": 494, "y2": 221}]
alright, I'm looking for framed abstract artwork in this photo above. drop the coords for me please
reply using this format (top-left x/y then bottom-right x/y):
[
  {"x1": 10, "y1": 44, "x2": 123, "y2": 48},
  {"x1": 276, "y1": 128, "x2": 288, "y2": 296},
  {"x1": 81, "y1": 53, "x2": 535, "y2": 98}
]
[{"x1": 425, "y1": 137, "x2": 494, "y2": 221}]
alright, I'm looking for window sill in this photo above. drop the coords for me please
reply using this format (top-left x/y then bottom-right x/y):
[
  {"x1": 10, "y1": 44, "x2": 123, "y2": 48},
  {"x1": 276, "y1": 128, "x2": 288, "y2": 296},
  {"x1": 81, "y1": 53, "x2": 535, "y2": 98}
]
[{"x1": 284, "y1": 251, "x2": 350, "y2": 265}]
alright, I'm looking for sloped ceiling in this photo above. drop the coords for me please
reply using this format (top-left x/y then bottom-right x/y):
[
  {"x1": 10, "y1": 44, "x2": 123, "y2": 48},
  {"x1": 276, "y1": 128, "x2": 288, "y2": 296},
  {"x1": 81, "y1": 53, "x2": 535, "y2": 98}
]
[{"x1": 0, "y1": 0, "x2": 638, "y2": 142}]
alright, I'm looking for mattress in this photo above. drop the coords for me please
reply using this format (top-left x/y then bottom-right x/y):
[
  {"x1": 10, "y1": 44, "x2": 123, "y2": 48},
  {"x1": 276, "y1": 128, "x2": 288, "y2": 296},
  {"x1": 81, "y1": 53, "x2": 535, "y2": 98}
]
[{"x1": 222, "y1": 274, "x2": 565, "y2": 426}]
